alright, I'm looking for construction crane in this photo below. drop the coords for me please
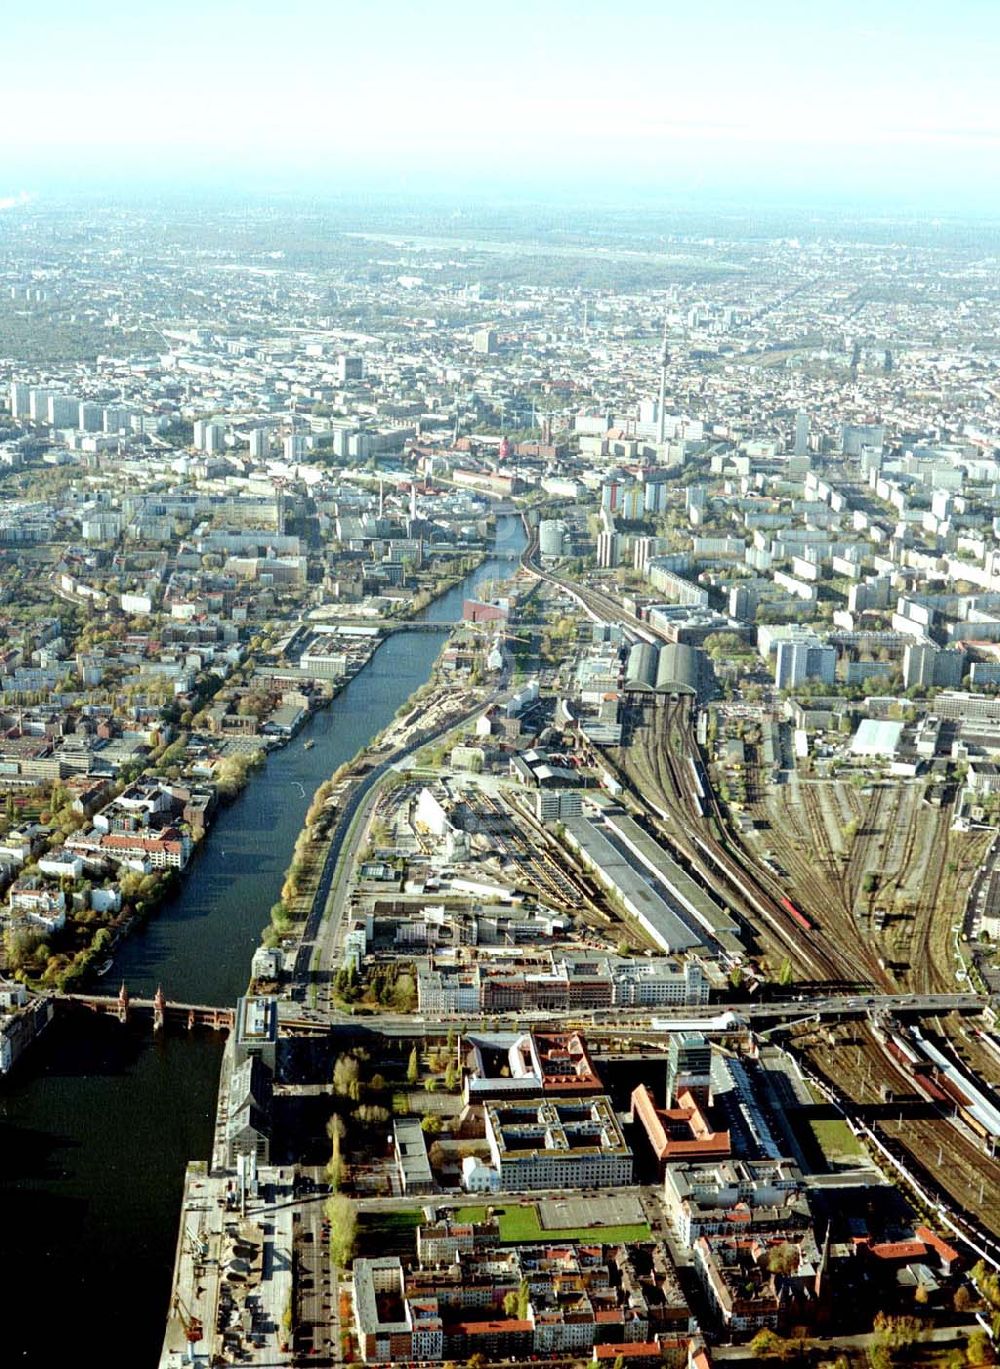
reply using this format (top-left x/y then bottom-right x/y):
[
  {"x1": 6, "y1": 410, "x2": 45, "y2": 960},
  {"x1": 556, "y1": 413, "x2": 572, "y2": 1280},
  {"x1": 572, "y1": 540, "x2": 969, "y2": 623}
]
[
  {"x1": 171, "y1": 1293, "x2": 204, "y2": 1364},
  {"x1": 756, "y1": 1012, "x2": 821, "y2": 1041},
  {"x1": 183, "y1": 1225, "x2": 208, "y2": 1262}
]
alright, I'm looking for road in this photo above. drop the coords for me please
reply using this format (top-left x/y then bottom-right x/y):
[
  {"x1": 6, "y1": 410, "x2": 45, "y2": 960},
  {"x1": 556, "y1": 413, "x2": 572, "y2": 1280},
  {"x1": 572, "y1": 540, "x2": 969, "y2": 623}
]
[
  {"x1": 279, "y1": 991, "x2": 987, "y2": 1039},
  {"x1": 294, "y1": 1168, "x2": 340, "y2": 1366},
  {"x1": 351, "y1": 1182, "x2": 658, "y2": 1215},
  {"x1": 291, "y1": 685, "x2": 506, "y2": 1006},
  {"x1": 712, "y1": 1325, "x2": 971, "y2": 1359}
]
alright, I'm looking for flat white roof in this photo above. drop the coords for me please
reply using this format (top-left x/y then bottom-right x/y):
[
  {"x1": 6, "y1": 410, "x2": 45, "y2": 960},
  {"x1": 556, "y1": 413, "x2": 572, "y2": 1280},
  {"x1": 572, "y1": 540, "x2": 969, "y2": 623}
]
[{"x1": 851, "y1": 718, "x2": 903, "y2": 756}]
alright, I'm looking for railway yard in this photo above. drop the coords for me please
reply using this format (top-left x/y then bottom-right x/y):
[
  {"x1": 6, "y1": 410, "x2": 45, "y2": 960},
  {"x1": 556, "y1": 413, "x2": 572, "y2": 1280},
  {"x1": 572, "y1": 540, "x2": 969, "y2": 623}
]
[
  {"x1": 613, "y1": 699, "x2": 889, "y2": 987},
  {"x1": 516, "y1": 543, "x2": 1000, "y2": 1254},
  {"x1": 794, "y1": 1013, "x2": 1000, "y2": 1242},
  {"x1": 751, "y1": 776, "x2": 992, "y2": 994},
  {"x1": 606, "y1": 698, "x2": 1000, "y2": 1245}
]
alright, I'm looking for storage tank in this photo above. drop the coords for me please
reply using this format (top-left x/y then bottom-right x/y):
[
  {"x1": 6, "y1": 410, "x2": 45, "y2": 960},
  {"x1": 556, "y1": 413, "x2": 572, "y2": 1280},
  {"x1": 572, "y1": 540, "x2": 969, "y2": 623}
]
[{"x1": 539, "y1": 519, "x2": 568, "y2": 558}]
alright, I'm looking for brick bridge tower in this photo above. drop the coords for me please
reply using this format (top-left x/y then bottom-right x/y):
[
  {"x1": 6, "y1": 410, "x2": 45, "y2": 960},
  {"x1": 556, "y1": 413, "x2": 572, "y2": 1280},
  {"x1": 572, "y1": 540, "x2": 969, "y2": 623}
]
[
  {"x1": 153, "y1": 985, "x2": 166, "y2": 1032},
  {"x1": 117, "y1": 981, "x2": 129, "y2": 1024}
]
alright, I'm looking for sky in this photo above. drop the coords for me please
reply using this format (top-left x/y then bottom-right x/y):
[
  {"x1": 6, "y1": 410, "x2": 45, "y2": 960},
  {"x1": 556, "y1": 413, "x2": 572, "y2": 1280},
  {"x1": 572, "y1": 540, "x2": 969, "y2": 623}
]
[{"x1": 3, "y1": 0, "x2": 1000, "y2": 210}]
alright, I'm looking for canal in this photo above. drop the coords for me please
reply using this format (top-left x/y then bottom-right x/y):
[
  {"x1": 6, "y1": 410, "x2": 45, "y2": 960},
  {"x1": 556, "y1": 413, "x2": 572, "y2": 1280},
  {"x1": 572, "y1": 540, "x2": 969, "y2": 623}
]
[{"x1": 0, "y1": 513, "x2": 525, "y2": 1366}]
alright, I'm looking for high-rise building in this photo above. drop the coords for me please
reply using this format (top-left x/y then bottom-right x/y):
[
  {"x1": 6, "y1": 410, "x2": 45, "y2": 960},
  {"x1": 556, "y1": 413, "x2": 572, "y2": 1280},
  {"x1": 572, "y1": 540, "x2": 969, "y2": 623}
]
[
  {"x1": 472, "y1": 327, "x2": 498, "y2": 355},
  {"x1": 793, "y1": 411, "x2": 810, "y2": 457},
  {"x1": 8, "y1": 382, "x2": 30, "y2": 419},
  {"x1": 28, "y1": 388, "x2": 53, "y2": 422},
  {"x1": 248, "y1": 428, "x2": 269, "y2": 459},
  {"x1": 903, "y1": 641, "x2": 965, "y2": 690},
  {"x1": 600, "y1": 479, "x2": 622, "y2": 512},
  {"x1": 774, "y1": 636, "x2": 836, "y2": 689},
  {"x1": 283, "y1": 433, "x2": 308, "y2": 462},
  {"x1": 103, "y1": 406, "x2": 131, "y2": 434},
  {"x1": 336, "y1": 354, "x2": 364, "y2": 382},
  {"x1": 644, "y1": 478, "x2": 668, "y2": 515},
  {"x1": 47, "y1": 394, "x2": 79, "y2": 428},
  {"x1": 596, "y1": 531, "x2": 621, "y2": 568},
  {"x1": 194, "y1": 419, "x2": 226, "y2": 454},
  {"x1": 78, "y1": 401, "x2": 104, "y2": 432},
  {"x1": 667, "y1": 1032, "x2": 713, "y2": 1107},
  {"x1": 842, "y1": 422, "x2": 884, "y2": 456}
]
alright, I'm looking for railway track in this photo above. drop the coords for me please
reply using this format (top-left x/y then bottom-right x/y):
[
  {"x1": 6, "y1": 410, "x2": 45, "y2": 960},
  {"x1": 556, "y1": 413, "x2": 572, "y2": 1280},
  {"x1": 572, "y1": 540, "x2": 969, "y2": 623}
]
[
  {"x1": 842, "y1": 783, "x2": 891, "y2": 907},
  {"x1": 522, "y1": 535, "x2": 924, "y2": 993},
  {"x1": 901, "y1": 811, "x2": 951, "y2": 994},
  {"x1": 473, "y1": 790, "x2": 588, "y2": 909},
  {"x1": 879, "y1": 787, "x2": 922, "y2": 918},
  {"x1": 670, "y1": 713, "x2": 890, "y2": 987},
  {"x1": 796, "y1": 782, "x2": 848, "y2": 911},
  {"x1": 814, "y1": 1022, "x2": 1000, "y2": 1237},
  {"x1": 635, "y1": 707, "x2": 869, "y2": 984}
]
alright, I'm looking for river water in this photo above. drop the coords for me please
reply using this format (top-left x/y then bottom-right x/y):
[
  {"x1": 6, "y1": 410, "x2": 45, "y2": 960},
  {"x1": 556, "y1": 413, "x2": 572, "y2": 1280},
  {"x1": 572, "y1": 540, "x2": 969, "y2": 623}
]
[{"x1": 0, "y1": 513, "x2": 525, "y2": 1367}]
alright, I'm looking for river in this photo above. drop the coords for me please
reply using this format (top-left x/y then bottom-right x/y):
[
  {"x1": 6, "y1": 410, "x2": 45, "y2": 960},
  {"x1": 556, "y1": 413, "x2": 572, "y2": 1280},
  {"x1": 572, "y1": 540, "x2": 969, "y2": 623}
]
[{"x1": 0, "y1": 513, "x2": 525, "y2": 1367}]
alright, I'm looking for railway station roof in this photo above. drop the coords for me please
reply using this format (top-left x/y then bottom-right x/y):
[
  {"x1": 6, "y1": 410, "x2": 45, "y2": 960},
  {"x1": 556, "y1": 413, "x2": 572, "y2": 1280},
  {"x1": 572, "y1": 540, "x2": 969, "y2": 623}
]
[
  {"x1": 603, "y1": 811, "x2": 741, "y2": 949},
  {"x1": 655, "y1": 642, "x2": 699, "y2": 695},
  {"x1": 562, "y1": 815, "x2": 704, "y2": 954}
]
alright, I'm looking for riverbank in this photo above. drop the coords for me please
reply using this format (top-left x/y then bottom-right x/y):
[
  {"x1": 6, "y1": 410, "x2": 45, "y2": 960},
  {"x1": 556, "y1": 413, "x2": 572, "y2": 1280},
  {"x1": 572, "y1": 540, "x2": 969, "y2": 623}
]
[
  {"x1": 157, "y1": 662, "x2": 503, "y2": 1369},
  {"x1": 254, "y1": 532, "x2": 523, "y2": 985},
  {"x1": 2, "y1": 516, "x2": 526, "y2": 1368},
  {"x1": 0, "y1": 624, "x2": 388, "y2": 1026}
]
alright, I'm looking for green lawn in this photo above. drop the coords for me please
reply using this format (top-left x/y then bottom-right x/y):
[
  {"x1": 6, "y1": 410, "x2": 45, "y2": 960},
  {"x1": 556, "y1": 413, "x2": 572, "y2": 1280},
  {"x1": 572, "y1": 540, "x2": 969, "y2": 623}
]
[
  {"x1": 809, "y1": 1116, "x2": 864, "y2": 1160},
  {"x1": 357, "y1": 1208, "x2": 422, "y2": 1257},
  {"x1": 454, "y1": 1203, "x2": 650, "y2": 1245}
]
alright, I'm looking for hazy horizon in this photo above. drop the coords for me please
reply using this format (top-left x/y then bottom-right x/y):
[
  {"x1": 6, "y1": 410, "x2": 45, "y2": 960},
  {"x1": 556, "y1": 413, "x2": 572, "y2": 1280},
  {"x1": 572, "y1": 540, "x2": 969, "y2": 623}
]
[{"x1": 3, "y1": 0, "x2": 1000, "y2": 216}]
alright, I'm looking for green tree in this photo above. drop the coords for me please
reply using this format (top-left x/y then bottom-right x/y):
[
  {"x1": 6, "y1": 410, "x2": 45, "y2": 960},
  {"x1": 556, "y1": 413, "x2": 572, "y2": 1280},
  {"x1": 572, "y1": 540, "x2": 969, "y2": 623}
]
[
  {"x1": 333, "y1": 1053, "x2": 361, "y2": 1100},
  {"x1": 325, "y1": 1194, "x2": 357, "y2": 1268},
  {"x1": 748, "y1": 1330, "x2": 786, "y2": 1358},
  {"x1": 407, "y1": 1046, "x2": 419, "y2": 1085},
  {"x1": 355, "y1": 1104, "x2": 390, "y2": 1127},
  {"x1": 326, "y1": 1114, "x2": 346, "y2": 1191},
  {"x1": 517, "y1": 1280, "x2": 530, "y2": 1321},
  {"x1": 968, "y1": 1329, "x2": 995, "y2": 1366},
  {"x1": 766, "y1": 1243, "x2": 799, "y2": 1275}
]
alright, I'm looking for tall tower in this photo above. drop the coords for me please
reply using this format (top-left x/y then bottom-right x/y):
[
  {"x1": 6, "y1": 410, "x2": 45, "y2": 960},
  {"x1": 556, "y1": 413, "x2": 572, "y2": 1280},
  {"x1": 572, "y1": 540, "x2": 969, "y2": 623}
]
[
  {"x1": 153, "y1": 985, "x2": 166, "y2": 1032},
  {"x1": 657, "y1": 315, "x2": 669, "y2": 446},
  {"x1": 409, "y1": 483, "x2": 417, "y2": 522},
  {"x1": 117, "y1": 981, "x2": 130, "y2": 1024}
]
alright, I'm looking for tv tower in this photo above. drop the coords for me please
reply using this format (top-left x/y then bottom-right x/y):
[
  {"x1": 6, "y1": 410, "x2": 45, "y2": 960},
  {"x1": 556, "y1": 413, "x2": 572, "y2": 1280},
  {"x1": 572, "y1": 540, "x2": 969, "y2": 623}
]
[{"x1": 657, "y1": 314, "x2": 669, "y2": 446}]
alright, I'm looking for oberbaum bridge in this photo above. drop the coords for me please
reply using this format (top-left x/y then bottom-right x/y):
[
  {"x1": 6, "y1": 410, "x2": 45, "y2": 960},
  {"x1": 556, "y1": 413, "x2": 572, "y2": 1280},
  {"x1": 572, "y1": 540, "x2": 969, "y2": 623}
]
[{"x1": 64, "y1": 984, "x2": 234, "y2": 1032}]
